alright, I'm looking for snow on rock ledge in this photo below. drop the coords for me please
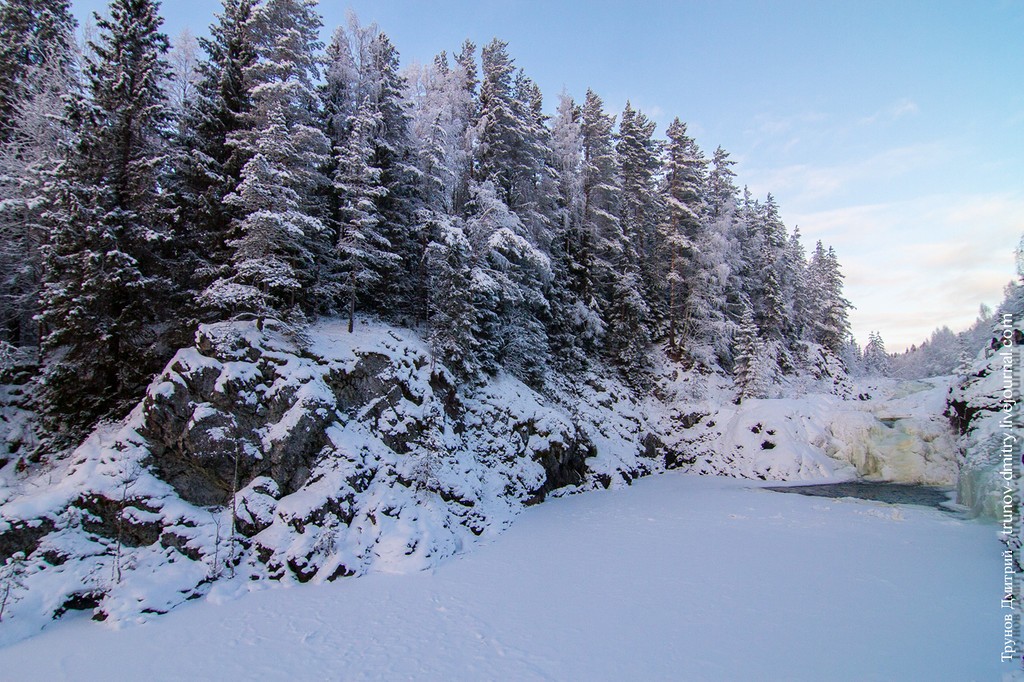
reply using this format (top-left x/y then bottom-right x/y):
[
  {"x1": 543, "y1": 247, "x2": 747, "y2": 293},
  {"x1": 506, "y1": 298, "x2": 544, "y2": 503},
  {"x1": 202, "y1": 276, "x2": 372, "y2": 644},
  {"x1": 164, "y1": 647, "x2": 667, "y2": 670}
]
[
  {"x1": 672, "y1": 381, "x2": 959, "y2": 485},
  {"x1": 949, "y1": 345, "x2": 1021, "y2": 519},
  {"x1": 0, "y1": 318, "x2": 661, "y2": 641}
]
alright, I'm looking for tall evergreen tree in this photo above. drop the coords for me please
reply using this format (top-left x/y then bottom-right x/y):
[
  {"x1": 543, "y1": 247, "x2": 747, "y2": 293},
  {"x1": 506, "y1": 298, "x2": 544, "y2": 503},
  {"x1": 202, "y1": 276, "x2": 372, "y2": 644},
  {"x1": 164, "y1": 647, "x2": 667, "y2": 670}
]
[
  {"x1": 202, "y1": 0, "x2": 330, "y2": 319},
  {"x1": 474, "y1": 39, "x2": 544, "y2": 217},
  {"x1": 0, "y1": 0, "x2": 77, "y2": 348},
  {"x1": 578, "y1": 90, "x2": 650, "y2": 373},
  {"x1": 617, "y1": 102, "x2": 664, "y2": 317},
  {"x1": 545, "y1": 91, "x2": 600, "y2": 366},
  {"x1": 660, "y1": 117, "x2": 706, "y2": 353},
  {"x1": 463, "y1": 180, "x2": 551, "y2": 385},
  {"x1": 862, "y1": 330, "x2": 891, "y2": 376},
  {"x1": 174, "y1": 0, "x2": 257, "y2": 318},
  {"x1": 805, "y1": 241, "x2": 852, "y2": 354},
  {"x1": 733, "y1": 304, "x2": 770, "y2": 403},
  {"x1": 325, "y1": 18, "x2": 422, "y2": 327},
  {"x1": 38, "y1": 0, "x2": 173, "y2": 437},
  {"x1": 0, "y1": 0, "x2": 76, "y2": 144}
]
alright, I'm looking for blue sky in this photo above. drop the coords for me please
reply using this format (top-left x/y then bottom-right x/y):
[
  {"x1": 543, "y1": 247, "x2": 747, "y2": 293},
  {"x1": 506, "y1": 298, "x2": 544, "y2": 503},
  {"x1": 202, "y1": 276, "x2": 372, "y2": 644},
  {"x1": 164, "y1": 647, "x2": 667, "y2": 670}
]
[{"x1": 72, "y1": 0, "x2": 1024, "y2": 351}]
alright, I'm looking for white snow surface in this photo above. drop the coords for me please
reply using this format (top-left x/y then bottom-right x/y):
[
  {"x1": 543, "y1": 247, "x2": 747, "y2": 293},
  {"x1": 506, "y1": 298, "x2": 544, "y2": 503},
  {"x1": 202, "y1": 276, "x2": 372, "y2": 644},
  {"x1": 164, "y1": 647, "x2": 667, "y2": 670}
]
[
  {"x1": 0, "y1": 317, "x2": 971, "y2": 654},
  {"x1": 0, "y1": 473, "x2": 1001, "y2": 681}
]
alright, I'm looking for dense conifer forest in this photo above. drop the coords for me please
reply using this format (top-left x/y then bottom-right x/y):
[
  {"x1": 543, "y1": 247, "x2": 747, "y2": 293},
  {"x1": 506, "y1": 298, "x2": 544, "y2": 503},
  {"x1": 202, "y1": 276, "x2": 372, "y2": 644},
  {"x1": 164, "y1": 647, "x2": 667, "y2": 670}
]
[{"x1": 0, "y1": 0, "x2": 854, "y2": 448}]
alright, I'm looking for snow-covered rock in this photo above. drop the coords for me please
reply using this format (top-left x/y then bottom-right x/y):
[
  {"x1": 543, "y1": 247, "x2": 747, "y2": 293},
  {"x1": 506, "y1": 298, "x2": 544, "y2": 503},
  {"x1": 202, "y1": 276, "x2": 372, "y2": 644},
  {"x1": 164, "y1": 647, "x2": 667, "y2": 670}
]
[
  {"x1": 669, "y1": 379, "x2": 959, "y2": 485},
  {"x1": 0, "y1": 318, "x2": 665, "y2": 641},
  {"x1": 0, "y1": 317, "x2": 968, "y2": 644},
  {"x1": 948, "y1": 342, "x2": 1021, "y2": 519}
]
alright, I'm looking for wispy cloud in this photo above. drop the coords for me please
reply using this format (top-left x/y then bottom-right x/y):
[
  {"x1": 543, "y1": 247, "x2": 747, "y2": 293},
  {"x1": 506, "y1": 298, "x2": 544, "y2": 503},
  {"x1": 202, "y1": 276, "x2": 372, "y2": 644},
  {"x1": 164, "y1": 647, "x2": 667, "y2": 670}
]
[
  {"x1": 858, "y1": 98, "x2": 919, "y2": 126},
  {"x1": 742, "y1": 142, "x2": 948, "y2": 205},
  {"x1": 789, "y1": 192, "x2": 1023, "y2": 351}
]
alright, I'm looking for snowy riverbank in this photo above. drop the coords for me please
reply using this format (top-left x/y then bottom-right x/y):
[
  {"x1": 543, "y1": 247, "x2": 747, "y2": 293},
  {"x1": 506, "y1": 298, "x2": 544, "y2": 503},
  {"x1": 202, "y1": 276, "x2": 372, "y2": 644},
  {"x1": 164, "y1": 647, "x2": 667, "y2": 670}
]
[{"x1": 0, "y1": 473, "x2": 1002, "y2": 680}]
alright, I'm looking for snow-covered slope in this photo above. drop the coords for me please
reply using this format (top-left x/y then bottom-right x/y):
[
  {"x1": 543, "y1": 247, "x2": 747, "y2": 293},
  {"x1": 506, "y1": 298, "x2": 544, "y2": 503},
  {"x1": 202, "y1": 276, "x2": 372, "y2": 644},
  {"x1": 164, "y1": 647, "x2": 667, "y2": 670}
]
[
  {"x1": 0, "y1": 318, "x2": 964, "y2": 645},
  {"x1": 0, "y1": 474, "x2": 1001, "y2": 681},
  {"x1": 0, "y1": 318, "x2": 666, "y2": 642},
  {"x1": 670, "y1": 375, "x2": 959, "y2": 485}
]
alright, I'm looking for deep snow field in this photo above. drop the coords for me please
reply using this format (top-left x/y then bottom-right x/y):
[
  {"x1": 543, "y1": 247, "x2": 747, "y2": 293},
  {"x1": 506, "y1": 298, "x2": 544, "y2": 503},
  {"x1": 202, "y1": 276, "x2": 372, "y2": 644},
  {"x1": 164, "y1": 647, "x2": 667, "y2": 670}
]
[{"x1": 0, "y1": 472, "x2": 1001, "y2": 681}]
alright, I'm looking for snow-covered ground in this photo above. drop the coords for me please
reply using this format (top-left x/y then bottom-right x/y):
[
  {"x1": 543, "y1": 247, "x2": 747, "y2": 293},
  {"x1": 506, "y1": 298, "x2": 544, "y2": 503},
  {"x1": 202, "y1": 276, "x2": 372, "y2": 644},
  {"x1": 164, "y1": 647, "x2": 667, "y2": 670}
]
[{"x1": 0, "y1": 473, "x2": 1001, "y2": 681}]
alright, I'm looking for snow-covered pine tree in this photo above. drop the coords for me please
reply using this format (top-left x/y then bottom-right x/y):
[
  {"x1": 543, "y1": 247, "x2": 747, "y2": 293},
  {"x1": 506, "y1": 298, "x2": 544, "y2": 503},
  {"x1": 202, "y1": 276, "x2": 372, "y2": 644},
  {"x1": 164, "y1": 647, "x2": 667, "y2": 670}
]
[
  {"x1": 706, "y1": 145, "x2": 737, "y2": 220},
  {"x1": 783, "y1": 226, "x2": 809, "y2": 342},
  {"x1": 660, "y1": 117, "x2": 707, "y2": 354},
  {"x1": 0, "y1": 0, "x2": 76, "y2": 144},
  {"x1": 514, "y1": 73, "x2": 560, "y2": 245},
  {"x1": 0, "y1": 0, "x2": 77, "y2": 349},
  {"x1": 474, "y1": 39, "x2": 543, "y2": 217},
  {"x1": 202, "y1": 0, "x2": 330, "y2": 320},
  {"x1": 862, "y1": 331, "x2": 891, "y2": 376},
  {"x1": 617, "y1": 102, "x2": 664, "y2": 323},
  {"x1": 733, "y1": 304, "x2": 770, "y2": 403},
  {"x1": 332, "y1": 101, "x2": 393, "y2": 332},
  {"x1": 578, "y1": 89, "x2": 650, "y2": 374},
  {"x1": 463, "y1": 180, "x2": 551, "y2": 386},
  {"x1": 361, "y1": 31, "x2": 423, "y2": 320},
  {"x1": 424, "y1": 217, "x2": 479, "y2": 379},
  {"x1": 805, "y1": 240, "x2": 853, "y2": 355},
  {"x1": 38, "y1": 0, "x2": 174, "y2": 438},
  {"x1": 749, "y1": 194, "x2": 791, "y2": 342},
  {"x1": 172, "y1": 0, "x2": 258, "y2": 319},
  {"x1": 546, "y1": 91, "x2": 600, "y2": 366},
  {"x1": 703, "y1": 146, "x2": 748, "y2": 358},
  {"x1": 325, "y1": 18, "x2": 423, "y2": 326}
]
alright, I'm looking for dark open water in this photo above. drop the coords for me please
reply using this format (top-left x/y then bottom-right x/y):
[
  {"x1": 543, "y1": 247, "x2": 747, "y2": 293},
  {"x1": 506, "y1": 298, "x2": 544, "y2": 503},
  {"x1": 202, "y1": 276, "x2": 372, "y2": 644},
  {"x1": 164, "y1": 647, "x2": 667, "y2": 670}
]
[{"x1": 764, "y1": 481, "x2": 956, "y2": 511}]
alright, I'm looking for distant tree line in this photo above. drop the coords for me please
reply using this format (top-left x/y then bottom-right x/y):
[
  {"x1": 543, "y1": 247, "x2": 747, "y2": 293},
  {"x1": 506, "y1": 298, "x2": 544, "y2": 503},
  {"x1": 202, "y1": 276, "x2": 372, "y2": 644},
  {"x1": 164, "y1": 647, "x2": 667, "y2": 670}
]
[{"x1": 0, "y1": 0, "x2": 853, "y2": 445}]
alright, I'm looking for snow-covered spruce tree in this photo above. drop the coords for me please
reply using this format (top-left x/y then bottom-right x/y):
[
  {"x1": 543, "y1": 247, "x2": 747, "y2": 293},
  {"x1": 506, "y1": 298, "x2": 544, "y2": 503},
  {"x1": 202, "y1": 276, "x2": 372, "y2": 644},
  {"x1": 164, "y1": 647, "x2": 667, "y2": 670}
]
[
  {"x1": 357, "y1": 32, "x2": 422, "y2": 320},
  {"x1": 0, "y1": 0, "x2": 77, "y2": 350},
  {"x1": 704, "y1": 146, "x2": 748, "y2": 356},
  {"x1": 783, "y1": 225, "x2": 809, "y2": 342},
  {"x1": 473, "y1": 39, "x2": 546, "y2": 218},
  {"x1": 748, "y1": 194, "x2": 793, "y2": 342},
  {"x1": 862, "y1": 330, "x2": 891, "y2": 376},
  {"x1": 202, "y1": 0, "x2": 330, "y2": 320},
  {"x1": 732, "y1": 305, "x2": 770, "y2": 403},
  {"x1": 463, "y1": 180, "x2": 551, "y2": 386},
  {"x1": 706, "y1": 145, "x2": 737, "y2": 221},
  {"x1": 324, "y1": 19, "x2": 423, "y2": 327},
  {"x1": 172, "y1": 0, "x2": 258, "y2": 319},
  {"x1": 618, "y1": 102, "x2": 665, "y2": 324},
  {"x1": 37, "y1": 0, "x2": 174, "y2": 439},
  {"x1": 0, "y1": 0, "x2": 76, "y2": 144},
  {"x1": 805, "y1": 240, "x2": 852, "y2": 355},
  {"x1": 332, "y1": 99, "x2": 393, "y2": 332},
  {"x1": 578, "y1": 89, "x2": 650, "y2": 374},
  {"x1": 510, "y1": 71, "x2": 559, "y2": 250},
  {"x1": 450, "y1": 39, "x2": 479, "y2": 214},
  {"x1": 660, "y1": 117, "x2": 707, "y2": 354},
  {"x1": 546, "y1": 91, "x2": 600, "y2": 367},
  {"x1": 424, "y1": 217, "x2": 479, "y2": 379}
]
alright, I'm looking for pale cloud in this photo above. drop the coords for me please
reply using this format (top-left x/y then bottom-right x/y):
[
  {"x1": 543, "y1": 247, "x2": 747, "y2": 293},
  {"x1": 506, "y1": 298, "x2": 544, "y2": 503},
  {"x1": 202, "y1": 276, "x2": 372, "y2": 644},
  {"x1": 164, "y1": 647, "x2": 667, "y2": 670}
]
[
  {"x1": 747, "y1": 111, "x2": 827, "y2": 138},
  {"x1": 858, "y1": 98, "x2": 919, "y2": 126},
  {"x1": 741, "y1": 143, "x2": 948, "y2": 206},
  {"x1": 789, "y1": 192, "x2": 1023, "y2": 351}
]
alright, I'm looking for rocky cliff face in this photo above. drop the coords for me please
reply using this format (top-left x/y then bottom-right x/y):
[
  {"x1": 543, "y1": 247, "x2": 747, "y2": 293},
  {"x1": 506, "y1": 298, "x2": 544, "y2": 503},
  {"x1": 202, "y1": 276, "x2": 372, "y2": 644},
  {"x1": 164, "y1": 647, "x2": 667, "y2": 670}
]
[
  {"x1": 949, "y1": 343, "x2": 1020, "y2": 519},
  {"x1": 0, "y1": 319, "x2": 665, "y2": 638}
]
